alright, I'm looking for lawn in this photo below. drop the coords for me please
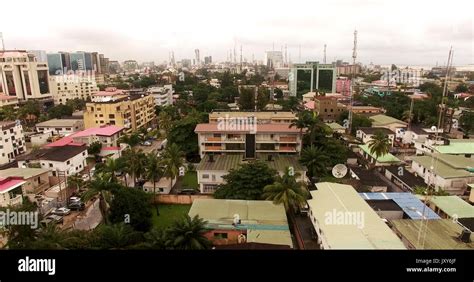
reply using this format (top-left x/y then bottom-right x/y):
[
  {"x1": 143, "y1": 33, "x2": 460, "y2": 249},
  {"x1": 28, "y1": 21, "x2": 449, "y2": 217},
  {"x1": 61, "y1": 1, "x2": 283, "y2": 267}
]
[
  {"x1": 181, "y1": 171, "x2": 198, "y2": 189},
  {"x1": 151, "y1": 204, "x2": 191, "y2": 230}
]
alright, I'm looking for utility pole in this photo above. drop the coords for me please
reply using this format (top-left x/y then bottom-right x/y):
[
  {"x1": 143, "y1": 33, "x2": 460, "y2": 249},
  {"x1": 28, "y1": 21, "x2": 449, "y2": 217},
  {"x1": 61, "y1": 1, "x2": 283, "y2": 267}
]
[
  {"x1": 348, "y1": 30, "x2": 358, "y2": 135},
  {"x1": 437, "y1": 47, "x2": 453, "y2": 135},
  {"x1": 0, "y1": 32, "x2": 5, "y2": 51},
  {"x1": 323, "y1": 44, "x2": 327, "y2": 64}
]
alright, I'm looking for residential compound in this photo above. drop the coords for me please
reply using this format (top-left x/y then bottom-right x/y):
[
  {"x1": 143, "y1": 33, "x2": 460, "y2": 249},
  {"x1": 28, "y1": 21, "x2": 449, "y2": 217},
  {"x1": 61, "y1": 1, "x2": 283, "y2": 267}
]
[
  {"x1": 0, "y1": 121, "x2": 26, "y2": 165},
  {"x1": 312, "y1": 96, "x2": 345, "y2": 122},
  {"x1": 0, "y1": 50, "x2": 52, "y2": 102},
  {"x1": 49, "y1": 75, "x2": 99, "y2": 104},
  {"x1": 36, "y1": 118, "x2": 85, "y2": 136},
  {"x1": 194, "y1": 111, "x2": 305, "y2": 193},
  {"x1": 83, "y1": 87, "x2": 155, "y2": 133}
]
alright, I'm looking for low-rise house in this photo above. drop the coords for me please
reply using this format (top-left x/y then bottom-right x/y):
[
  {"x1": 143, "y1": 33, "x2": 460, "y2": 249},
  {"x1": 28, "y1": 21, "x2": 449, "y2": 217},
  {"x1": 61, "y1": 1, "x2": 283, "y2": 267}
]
[
  {"x1": 357, "y1": 144, "x2": 401, "y2": 166},
  {"x1": 432, "y1": 139, "x2": 474, "y2": 157},
  {"x1": 370, "y1": 114, "x2": 407, "y2": 138},
  {"x1": 143, "y1": 177, "x2": 177, "y2": 194},
  {"x1": 35, "y1": 118, "x2": 84, "y2": 136},
  {"x1": 0, "y1": 121, "x2": 26, "y2": 165},
  {"x1": 325, "y1": 122, "x2": 345, "y2": 134},
  {"x1": 0, "y1": 168, "x2": 51, "y2": 195},
  {"x1": 424, "y1": 195, "x2": 474, "y2": 221},
  {"x1": 411, "y1": 154, "x2": 474, "y2": 195},
  {"x1": 29, "y1": 131, "x2": 53, "y2": 146},
  {"x1": 147, "y1": 85, "x2": 174, "y2": 107},
  {"x1": 45, "y1": 125, "x2": 124, "y2": 148},
  {"x1": 307, "y1": 182, "x2": 406, "y2": 249},
  {"x1": 384, "y1": 166, "x2": 426, "y2": 192},
  {"x1": 356, "y1": 127, "x2": 395, "y2": 146},
  {"x1": 349, "y1": 166, "x2": 388, "y2": 192},
  {"x1": 0, "y1": 176, "x2": 25, "y2": 207},
  {"x1": 347, "y1": 105, "x2": 385, "y2": 116},
  {"x1": 390, "y1": 219, "x2": 474, "y2": 249},
  {"x1": 359, "y1": 192, "x2": 440, "y2": 220},
  {"x1": 17, "y1": 144, "x2": 88, "y2": 176},
  {"x1": 188, "y1": 199, "x2": 293, "y2": 248}
]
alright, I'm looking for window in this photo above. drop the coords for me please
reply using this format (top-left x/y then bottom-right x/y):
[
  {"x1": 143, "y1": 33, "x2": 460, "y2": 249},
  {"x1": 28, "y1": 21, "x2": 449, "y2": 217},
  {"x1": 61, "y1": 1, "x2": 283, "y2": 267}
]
[
  {"x1": 213, "y1": 232, "x2": 228, "y2": 239},
  {"x1": 159, "y1": 188, "x2": 164, "y2": 192},
  {"x1": 202, "y1": 174, "x2": 209, "y2": 179},
  {"x1": 67, "y1": 160, "x2": 70, "y2": 165},
  {"x1": 109, "y1": 114, "x2": 115, "y2": 119},
  {"x1": 49, "y1": 163, "x2": 53, "y2": 168},
  {"x1": 212, "y1": 175, "x2": 216, "y2": 181}
]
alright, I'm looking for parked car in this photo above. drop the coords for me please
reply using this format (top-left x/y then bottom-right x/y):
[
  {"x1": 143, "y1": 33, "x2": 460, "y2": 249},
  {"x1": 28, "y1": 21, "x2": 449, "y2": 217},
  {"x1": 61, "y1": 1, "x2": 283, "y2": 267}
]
[
  {"x1": 179, "y1": 188, "x2": 198, "y2": 195},
  {"x1": 68, "y1": 202, "x2": 85, "y2": 211},
  {"x1": 40, "y1": 215, "x2": 63, "y2": 226},
  {"x1": 141, "y1": 141, "x2": 152, "y2": 146},
  {"x1": 51, "y1": 207, "x2": 71, "y2": 216},
  {"x1": 69, "y1": 196, "x2": 81, "y2": 203}
]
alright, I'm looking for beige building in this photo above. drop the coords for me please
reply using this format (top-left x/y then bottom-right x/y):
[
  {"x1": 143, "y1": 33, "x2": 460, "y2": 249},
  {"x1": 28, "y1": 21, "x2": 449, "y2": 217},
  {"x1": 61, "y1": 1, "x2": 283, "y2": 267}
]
[
  {"x1": 0, "y1": 121, "x2": 26, "y2": 165},
  {"x1": 83, "y1": 88, "x2": 155, "y2": 133},
  {"x1": 0, "y1": 50, "x2": 52, "y2": 101},
  {"x1": 208, "y1": 111, "x2": 296, "y2": 124},
  {"x1": 0, "y1": 94, "x2": 19, "y2": 108},
  {"x1": 50, "y1": 75, "x2": 99, "y2": 105},
  {"x1": 35, "y1": 118, "x2": 84, "y2": 136},
  {"x1": 314, "y1": 96, "x2": 346, "y2": 122},
  {"x1": 0, "y1": 167, "x2": 51, "y2": 196}
]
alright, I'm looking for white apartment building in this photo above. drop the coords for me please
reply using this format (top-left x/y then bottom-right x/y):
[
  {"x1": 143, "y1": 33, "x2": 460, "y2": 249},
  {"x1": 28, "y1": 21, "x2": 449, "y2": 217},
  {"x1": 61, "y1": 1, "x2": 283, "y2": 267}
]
[
  {"x1": 17, "y1": 145, "x2": 88, "y2": 176},
  {"x1": 35, "y1": 118, "x2": 84, "y2": 136},
  {"x1": 0, "y1": 177, "x2": 25, "y2": 207},
  {"x1": 50, "y1": 75, "x2": 99, "y2": 105},
  {"x1": 147, "y1": 85, "x2": 173, "y2": 107},
  {"x1": 0, "y1": 121, "x2": 26, "y2": 165},
  {"x1": 0, "y1": 50, "x2": 52, "y2": 101},
  {"x1": 411, "y1": 154, "x2": 474, "y2": 195}
]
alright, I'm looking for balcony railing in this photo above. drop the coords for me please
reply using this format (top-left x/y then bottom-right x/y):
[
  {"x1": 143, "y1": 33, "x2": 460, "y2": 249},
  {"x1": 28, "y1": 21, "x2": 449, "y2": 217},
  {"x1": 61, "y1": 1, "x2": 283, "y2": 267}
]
[
  {"x1": 9, "y1": 194, "x2": 23, "y2": 206},
  {"x1": 279, "y1": 146, "x2": 297, "y2": 152},
  {"x1": 204, "y1": 146, "x2": 222, "y2": 151},
  {"x1": 206, "y1": 137, "x2": 222, "y2": 141},
  {"x1": 280, "y1": 136, "x2": 297, "y2": 142}
]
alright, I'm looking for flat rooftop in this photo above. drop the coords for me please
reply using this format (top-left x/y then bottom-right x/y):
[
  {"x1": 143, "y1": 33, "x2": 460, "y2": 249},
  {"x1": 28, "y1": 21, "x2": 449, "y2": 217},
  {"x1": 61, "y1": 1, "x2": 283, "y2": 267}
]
[
  {"x1": 36, "y1": 118, "x2": 81, "y2": 127},
  {"x1": 195, "y1": 123, "x2": 301, "y2": 133},
  {"x1": 0, "y1": 167, "x2": 50, "y2": 179},
  {"x1": 433, "y1": 139, "x2": 474, "y2": 155},
  {"x1": 359, "y1": 192, "x2": 440, "y2": 220},
  {"x1": 430, "y1": 196, "x2": 474, "y2": 219},
  {"x1": 189, "y1": 199, "x2": 292, "y2": 247},
  {"x1": 411, "y1": 154, "x2": 473, "y2": 179},
  {"x1": 391, "y1": 219, "x2": 474, "y2": 249},
  {"x1": 308, "y1": 182, "x2": 406, "y2": 249},
  {"x1": 370, "y1": 114, "x2": 407, "y2": 126},
  {"x1": 359, "y1": 144, "x2": 401, "y2": 163}
]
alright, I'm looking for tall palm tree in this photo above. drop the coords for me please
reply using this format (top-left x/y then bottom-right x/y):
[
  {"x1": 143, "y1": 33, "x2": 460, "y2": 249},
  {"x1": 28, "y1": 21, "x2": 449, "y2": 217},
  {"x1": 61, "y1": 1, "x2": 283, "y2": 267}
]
[
  {"x1": 263, "y1": 167, "x2": 309, "y2": 214},
  {"x1": 122, "y1": 148, "x2": 147, "y2": 187},
  {"x1": 94, "y1": 223, "x2": 143, "y2": 250},
  {"x1": 82, "y1": 175, "x2": 120, "y2": 223},
  {"x1": 161, "y1": 144, "x2": 184, "y2": 191},
  {"x1": 367, "y1": 130, "x2": 391, "y2": 161},
  {"x1": 299, "y1": 145, "x2": 331, "y2": 178},
  {"x1": 145, "y1": 152, "x2": 164, "y2": 194},
  {"x1": 165, "y1": 215, "x2": 211, "y2": 250},
  {"x1": 101, "y1": 157, "x2": 123, "y2": 183},
  {"x1": 67, "y1": 174, "x2": 84, "y2": 193}
]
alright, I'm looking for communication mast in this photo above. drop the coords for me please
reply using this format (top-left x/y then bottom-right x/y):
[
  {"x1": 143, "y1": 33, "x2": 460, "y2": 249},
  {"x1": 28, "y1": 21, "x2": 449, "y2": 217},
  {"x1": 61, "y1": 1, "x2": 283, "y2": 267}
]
[
  {"x1": 347, "y1": 30, "x2": 357, "y2": 135},
  {"x1": 323, "y1": 44, "x2": 327, "y2": 64},
  {"x1": 0, "y1": 32, "x2": 5, "y2": 51}
]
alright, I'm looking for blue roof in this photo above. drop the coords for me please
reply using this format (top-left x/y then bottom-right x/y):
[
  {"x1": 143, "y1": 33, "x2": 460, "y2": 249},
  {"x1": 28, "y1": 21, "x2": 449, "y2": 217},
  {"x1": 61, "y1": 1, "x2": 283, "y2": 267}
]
[{"x1": 359, "y1": 192, "x2": 440, "y2": 220}]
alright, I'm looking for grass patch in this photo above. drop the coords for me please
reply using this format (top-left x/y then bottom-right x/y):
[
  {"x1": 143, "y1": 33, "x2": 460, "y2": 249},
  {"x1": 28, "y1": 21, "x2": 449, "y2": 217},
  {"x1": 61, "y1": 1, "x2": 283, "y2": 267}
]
[
  {"x1": 151, "y1": 204, "x2": 191, "y2": 230},
  {"x1": 181, "y1": 171, "x2": 198, "y2": 189}
]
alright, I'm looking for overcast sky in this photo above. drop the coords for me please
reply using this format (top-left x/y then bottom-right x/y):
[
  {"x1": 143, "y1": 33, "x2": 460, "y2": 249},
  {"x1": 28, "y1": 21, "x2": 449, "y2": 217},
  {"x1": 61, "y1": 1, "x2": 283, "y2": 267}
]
[{"x1": 1, "y1": 0, "x2": 472, "y2": 66}]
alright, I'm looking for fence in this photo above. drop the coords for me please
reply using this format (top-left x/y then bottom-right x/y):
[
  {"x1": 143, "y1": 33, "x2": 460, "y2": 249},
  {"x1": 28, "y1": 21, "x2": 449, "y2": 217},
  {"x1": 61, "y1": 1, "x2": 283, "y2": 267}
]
[{"x1": 153, "y1": 194, "x2": 212, "y2": 204}]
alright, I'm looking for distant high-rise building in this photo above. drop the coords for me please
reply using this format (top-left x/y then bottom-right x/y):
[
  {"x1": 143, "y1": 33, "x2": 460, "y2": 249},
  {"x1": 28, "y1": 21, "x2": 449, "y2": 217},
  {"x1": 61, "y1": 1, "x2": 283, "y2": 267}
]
[
  {"x1": 181, "y1": 59, "x2": 192, "y2": 68},
  {"x1": 47, "y1": 53, "x2": 64, "y2": 75},
  {"x1": 28, "y1": 50, "x2": 47, "y2": 62},
  {"x1": 108, "y1": 61, "x2": 121, "y2": 74},
  {"x1": 123, "y1": 60, "x2": 138, "y2": 72},
  {"x1": 194, "y1": 49, "x2": 200, "y2": 66},
  {"x1": 204, "y1": 56, "x2": 212, "y2": 65},
  {"x1": 264, "y1": 51, "x2": 283, "y2": 68}
]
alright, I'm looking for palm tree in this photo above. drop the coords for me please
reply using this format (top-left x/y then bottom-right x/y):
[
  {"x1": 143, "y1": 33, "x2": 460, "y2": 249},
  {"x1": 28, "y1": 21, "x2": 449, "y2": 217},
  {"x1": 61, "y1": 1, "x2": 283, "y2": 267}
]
[
  {"x1": 263, "y1": 167, "x2": 309, "y2": 214},
  {"x1": 161, "y1": 144, "x2": 184, "y2": 191},
  {"x1": 67, "y1": 174, "x2": 84, "y2": 193},
  {"x1": 101, "y1": 157, "x2": 123, "y2": 183},
  {"x1": 143, "y1": 228, "x2": 167, "y2": 249},
  {"x1": 122, "y1": 148, "x2": 147, "y2": 187},
  {"x1": 94, "y1": 223, "x2": 143, "y2": 250},
  {"x1": 145, "y1": 152, "x2": 164, "y2": 194},
  {"x1": 158, "y1": 111, "x2": 173, "y2": 135},
  {"x1": 165, "y1": 215, "x2": 211, "y2": 250},
  {"x1": 300, "y1": 145, "x2": 331, "y2": 178},
  {"x1": 83, "y1": 175, "x2": 121, "y2": 223},
  {"x1": 367, "y1": 130, "x2": 391, "y2": 161}
]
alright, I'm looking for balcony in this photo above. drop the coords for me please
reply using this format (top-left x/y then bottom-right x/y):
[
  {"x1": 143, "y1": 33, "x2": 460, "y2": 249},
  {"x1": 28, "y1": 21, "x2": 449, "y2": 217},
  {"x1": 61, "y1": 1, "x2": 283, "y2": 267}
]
[
  {"x1": 206, "y1": 137, "x2": 222, "y2": 142},
  {"x1": 279, "y1": 146, "x2": 297, "y2": 152},
  {"x1": 9, "y1": 194, "x2": 23, "y2": 206},
  {"x1": 204, "y1": 145, "x2": 222, "y2": 151},
  {"x1": 279, "y1": 136, "x2": 297, "y2": 142}
]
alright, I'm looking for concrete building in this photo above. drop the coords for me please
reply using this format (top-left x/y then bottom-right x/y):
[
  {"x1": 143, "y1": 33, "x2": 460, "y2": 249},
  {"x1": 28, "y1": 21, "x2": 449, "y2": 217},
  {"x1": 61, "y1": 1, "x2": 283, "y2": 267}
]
[
  {"x1": 264, "y1": 51, "x2": 283, "y2": 68},
  {"x1": 313, "y1": 96, "x2": 345, "y2": 122},
  {"x1": 28, "y1": 50, "x2": 47, "y2": 62},
  {"x1": 347, "y1": 106, "x2": 385, "y2": 116},
  {"x1": 424, "y1": 195, "x2": 474, "y2": 221},
  {"x1": 289, "y1": 62, "x2": 337, "y2": 96},
  {"x1": 189, "y1": 199, "x2": 293, "y2": 248},
  {"x1": 307, "y1": 182, "x2": 406, "y2": 249},
  {"x1": 83, "y1": 88, "x2": 155, "y2": 133},
  {"x1": 35, "y1": 118, "x2": 84, "y2": 136},
  {"x1": 147, "y1": 85, "x2": 173, "y2": 107},
  {"x1": 45, "y1": 125, "x2": 124, "y2": 148},
  {"x1": 336, "y1": 78, "x2": 351, "y2": 95},
  {"x1": 0, "y1": 121, "x2": 26, "y2": 165},
  {"x1": 208, "y1": 111, "x2": 296, "y2": 124},
  {"x1": 0, "y1": 176, "x2": 25, "y2": 207},
  {"x1": 370, "y1": 114, "x2": 407, "y2": 138},
  {"x1": 356, "y1": 127, "x2": 395, "y2": 146},
  {"x1": 384, "y1": 166, "x2": 426, "y2": 192},
  {"x1": 411, "y1": 154, "x2": 474, "y2": 195},
  {"x1": 0, "y1": 50, "x2": 52, "y2": 101},
  {"x1": 357, "y1": 144, "x2": 401, "y2": 166},
  {"x1": 17, "y1": 145, "x2": 88, "y2": 177},
  {"x1": 0, "y1": 94, "x2": 19, "y2": 108},
  {"x1": 0, "y1": 168, "x2": 51, "y2": 196},
  {"x1": 325, "y1": 122, "x2": 345, "y2": 134},
  {"x1": 336, "y1": 64, "x2": 361, "y2": 76},
  {"x1": 50, "y1": 75, "x2": 99, "y2": 105}
]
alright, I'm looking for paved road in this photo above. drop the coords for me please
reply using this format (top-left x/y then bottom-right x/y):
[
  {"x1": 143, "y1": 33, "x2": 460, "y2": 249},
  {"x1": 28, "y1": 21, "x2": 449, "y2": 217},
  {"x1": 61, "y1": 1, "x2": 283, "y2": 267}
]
[{"x1": 73, "y1": 198, "x2": 103, "y2": 230}]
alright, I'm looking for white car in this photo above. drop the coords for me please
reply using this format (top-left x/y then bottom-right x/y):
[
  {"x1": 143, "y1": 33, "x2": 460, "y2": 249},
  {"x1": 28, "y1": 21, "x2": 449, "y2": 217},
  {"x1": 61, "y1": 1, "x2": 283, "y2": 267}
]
[
  {"x1": 51, "y1": 207, "x2": 71, "y2": 216},
  {"x1": 69, "y1": 197, "x2": 81, "y2": 203}
]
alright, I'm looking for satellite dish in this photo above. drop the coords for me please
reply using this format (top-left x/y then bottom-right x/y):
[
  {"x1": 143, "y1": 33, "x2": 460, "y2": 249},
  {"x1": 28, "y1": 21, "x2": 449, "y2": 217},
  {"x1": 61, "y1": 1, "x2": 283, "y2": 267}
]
[
  {"x1": 332, "y1": 164, "x2": 348, "y2": 178},
  {"x1": 233, "y1": 214, "x2": 241, "y2": 225},
  {"x1": 431, "y1": 126, "x2": 437, "y2": 132}
]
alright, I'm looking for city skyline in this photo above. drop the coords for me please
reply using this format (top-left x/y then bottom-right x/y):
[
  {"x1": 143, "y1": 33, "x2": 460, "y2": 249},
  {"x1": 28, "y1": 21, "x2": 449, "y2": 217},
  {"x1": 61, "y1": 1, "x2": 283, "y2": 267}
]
[{"x1": 0, "y1": 0, "x2": 472, "y2": 66}]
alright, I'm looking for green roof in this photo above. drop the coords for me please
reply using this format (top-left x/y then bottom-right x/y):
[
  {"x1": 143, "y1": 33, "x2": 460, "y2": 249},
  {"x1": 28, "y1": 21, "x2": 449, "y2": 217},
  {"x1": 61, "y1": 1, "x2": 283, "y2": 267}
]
[
  {"x1": 391, "y1": 219, "x2": 474, "y2": 249},
  {"x1": 189, "y1": 199, "x2": 292, "y2": 247},
  {"x1": 430, "y1": 196, "x2": 474, "y2": 218},
  {"x1": 197, "y1": 153, "x2": 306, "y2": 172},
  {"x1": 411, "y1": 154, "x2": 473, "y2": 179},
  {"x1": 307, "y1": 182, "x2": 406, "y2": 249},
  {"x1": 0, "y1": 167, "x2": 50, "y2": 179},
  {"x1": 325, "y1": 122, "x2": 345, "y2": 130},
  {"x1": 370, "y1": 114, "x2": 407, "y2": 127},
  {"x1": 434, "y1": 140, "x2": 474, "y2": 155},
  {"x1": 359, "y1": 144, "x2": 401, "y2": 163}
]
